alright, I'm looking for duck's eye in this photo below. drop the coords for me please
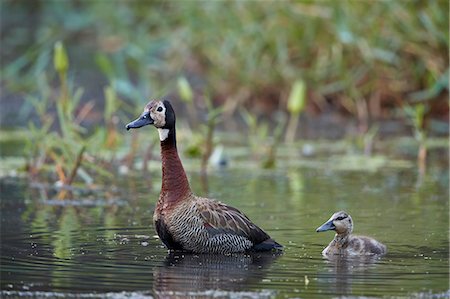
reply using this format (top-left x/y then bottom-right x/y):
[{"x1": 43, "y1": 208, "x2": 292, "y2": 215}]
[
  {"x1": 336, "y1": 216, "x2": 347, "y2": 221},
  {"x1": 157, "y1": 107, "x2": 163, "y2": 112}
]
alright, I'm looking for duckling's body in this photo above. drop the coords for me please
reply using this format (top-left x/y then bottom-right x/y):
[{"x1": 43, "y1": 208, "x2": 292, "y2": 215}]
[
  {"x1": 127, "y1": 100, "x2": 282, "y2": 254},
  {"x1": 321, "y1": 234, "x2": 386, "y2": 256},
  {"x1": 317, "y1": 211, "x2": 386, "y2": 256}
]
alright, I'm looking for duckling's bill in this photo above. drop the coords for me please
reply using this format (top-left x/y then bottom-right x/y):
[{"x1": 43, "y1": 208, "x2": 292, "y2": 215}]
[
  {"x1": 126, "y1": 112, "x2": 154, "y2": 130},
  {"x1": 316, "y1": 219, "x2": 335, "y2": 232}
]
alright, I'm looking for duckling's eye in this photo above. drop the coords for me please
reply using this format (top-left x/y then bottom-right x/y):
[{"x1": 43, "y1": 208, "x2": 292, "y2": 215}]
[
  {"x1": 336, "y1": 216, "x2": 347, "y2": 221},
  {"x1": 157, "y1": 107, "x2": 163, "y2": 112}
]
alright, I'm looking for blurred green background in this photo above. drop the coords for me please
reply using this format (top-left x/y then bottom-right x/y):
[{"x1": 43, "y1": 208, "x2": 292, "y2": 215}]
[{"x1": 0, "y1": 0, "x2": 448, "y2": 188}]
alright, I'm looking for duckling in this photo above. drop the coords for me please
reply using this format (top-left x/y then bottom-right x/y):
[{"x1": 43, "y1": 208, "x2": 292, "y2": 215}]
[
  {"x1": 316, "y1": 211, "x2": 386, "y2": 256},
  {"x1": 126, "y1": 99, "x2": 282, "y2": 254}
]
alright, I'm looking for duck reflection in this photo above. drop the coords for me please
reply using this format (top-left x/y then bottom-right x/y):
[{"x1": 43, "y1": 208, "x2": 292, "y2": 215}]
[
  {"x1": 318, "y1": 254, "x2": 383, "y2": 295},
  {"x1": 153, "y1": 252, "x2": 280, "y2": 296}
]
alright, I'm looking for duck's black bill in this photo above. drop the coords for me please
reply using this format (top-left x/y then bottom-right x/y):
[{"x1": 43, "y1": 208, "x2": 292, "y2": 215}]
[
  {"x1": 316, "y1": 220, "x2": 335, "y2": 232},
  {"x1": 126, "y1": 112, "x2": 153, "y2": 130}
]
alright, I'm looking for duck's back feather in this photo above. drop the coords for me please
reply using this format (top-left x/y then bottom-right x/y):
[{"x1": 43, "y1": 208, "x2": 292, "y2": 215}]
[{"x1": 197, "y1": 199, "x2": 270, "y2": 246}]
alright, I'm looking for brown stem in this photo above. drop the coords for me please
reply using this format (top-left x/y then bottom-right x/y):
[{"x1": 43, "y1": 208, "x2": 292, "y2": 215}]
[
  {"x1": 418, "y1": 144, "x2": 427, "y2": 177},
  {"x1": 74, "y1": 101, "x2": 95, "y2": 125},
  {"x1": 66, "y1": 146, "x2": 86, "y2": 186},
  {"x1": 285, "y1": 113, "x2": 299, "y2": 143},
  {"x1": 356, "y1": 98, "x2": 369, "y2": 134},
  {"x1": 57, "y1": 146, "x2": 85, "y2": 200}
]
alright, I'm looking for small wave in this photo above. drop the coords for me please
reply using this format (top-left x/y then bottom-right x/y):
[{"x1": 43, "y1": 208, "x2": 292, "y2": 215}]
[
  {"x1": 41, "y1": 198, "x2": 127, "y2": 207},
  {"x1": 1, "y1": 289, "x2": 275, "y2": 299},
  {"x1": 0, "y1": 290, "x2": 152, "y2": 299}
]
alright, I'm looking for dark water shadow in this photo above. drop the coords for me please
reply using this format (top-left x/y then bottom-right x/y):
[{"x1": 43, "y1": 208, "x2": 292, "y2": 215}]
[{"x1": 153, "y1": 251, "x2": 281, "y2": 297}]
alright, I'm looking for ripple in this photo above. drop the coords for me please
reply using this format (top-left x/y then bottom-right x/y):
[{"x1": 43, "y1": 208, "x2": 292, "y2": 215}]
[
  {"x1": 41, "y1": 198, "x2": 127, "y2": 207},
  {"x1": 2, "y1": 171, "x2": 449, "y2": 297},
  {"x1": 1, "y1": 290, "x2": 153, "y2": 299}
]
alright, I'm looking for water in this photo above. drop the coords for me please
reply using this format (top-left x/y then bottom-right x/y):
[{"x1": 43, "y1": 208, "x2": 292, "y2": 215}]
[{"x1": 1, "y1": 158, "x2": 449, "y2": 298}]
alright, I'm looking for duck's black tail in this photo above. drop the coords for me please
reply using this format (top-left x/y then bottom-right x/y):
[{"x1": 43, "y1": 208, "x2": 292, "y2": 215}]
[{"x1": 252, "y1": 238, "x2": 283, "y2": 252}]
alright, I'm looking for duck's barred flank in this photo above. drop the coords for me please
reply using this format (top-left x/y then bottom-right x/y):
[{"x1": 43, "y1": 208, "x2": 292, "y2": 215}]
[
  {"x1": 159, "y1": 198, "x2": 266, "y2": 254},
  {"x1": 127, "y1": 99, "x2": 282, "y2": 254}
]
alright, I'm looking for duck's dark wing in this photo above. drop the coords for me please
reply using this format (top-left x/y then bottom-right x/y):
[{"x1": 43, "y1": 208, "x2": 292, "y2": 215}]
[{"x1": 197, "y1": 199, "x2": 270, "y2": 246}]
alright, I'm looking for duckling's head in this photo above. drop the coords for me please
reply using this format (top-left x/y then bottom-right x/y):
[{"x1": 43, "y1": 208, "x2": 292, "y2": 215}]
[
  {"x1": 316, "y1": 211, "x2": 353, "y2": 235},
  {"x1": 126, "y1": 100, "x2": 176, "y2": 141}
]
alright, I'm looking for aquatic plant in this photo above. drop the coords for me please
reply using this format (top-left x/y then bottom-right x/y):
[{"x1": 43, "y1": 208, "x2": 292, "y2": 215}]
[
  {"x1": 285, "y1": 79, "x2": 306, "y2": 143},
  {"x1": 163, "y1": 1, "x2": 448, "y2": 129},
  {"x1": 177, "y1": 78, "x2": 224, "y2": 175},
  {"x1": 240, "y1": 108, "x2": 286, "y2": 169},
  {"x1": 25, "y1": 42, "x2": 123, "y2": 198},
  {"x1": 3, "y1": 1, "x2": 447, "y2": 133},
  {"x1": 404, "y1": 103, "x2": 428, "y2": 177},
  {"x1": 1, "y1": 1, "x2": 447, "y2": 184}
]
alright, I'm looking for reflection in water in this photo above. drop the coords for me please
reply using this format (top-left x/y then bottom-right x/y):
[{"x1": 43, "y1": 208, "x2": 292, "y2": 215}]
[
  {"x1": 153, "y1": 252, "x2": 280, "y2": 297},
  {"x1": 318, "y1": 255, "x2": 382, "y2": 295}
]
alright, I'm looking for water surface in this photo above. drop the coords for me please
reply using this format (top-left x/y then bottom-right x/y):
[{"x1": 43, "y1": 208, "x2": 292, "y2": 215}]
[{"x1": 1, "y1": 157, "x2": 449, "y2": 298}]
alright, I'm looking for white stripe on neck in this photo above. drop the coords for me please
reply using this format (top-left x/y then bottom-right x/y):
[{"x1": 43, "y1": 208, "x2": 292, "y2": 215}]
[{"x1": 158, "y1": 128, "x2": 170, "y2": 141}]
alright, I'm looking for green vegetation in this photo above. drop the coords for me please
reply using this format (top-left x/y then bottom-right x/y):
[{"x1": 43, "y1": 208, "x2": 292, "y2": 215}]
[
  {"x1": 24, "y1": 41, "x2": 121, "y2": 197},
  {"x1": 286, "y1": 79, "x2": 307, "y2": 143},
  {"x1": 0, "y1": 1, "x2": 448, "y2": 190},
  {"x1": 404, "y1": 103, "x2": 429, "y2": 178}
]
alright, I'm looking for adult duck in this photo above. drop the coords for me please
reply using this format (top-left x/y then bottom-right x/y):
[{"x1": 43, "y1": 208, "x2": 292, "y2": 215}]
[
  {"x1": 316, "y1": 211, "x2": 386, "y2": 256},
  {"x1": 126, "y1": 99, "x2": 282, "y2": 254}
]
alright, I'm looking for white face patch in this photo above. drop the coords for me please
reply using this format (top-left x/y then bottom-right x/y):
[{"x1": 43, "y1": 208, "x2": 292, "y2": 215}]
[
  {"x1": 158, "y1": 128, "x2": 170, "y2": 141},
  {"x1": 149, "y1": 102, "x2": 167, "y2": 128}
]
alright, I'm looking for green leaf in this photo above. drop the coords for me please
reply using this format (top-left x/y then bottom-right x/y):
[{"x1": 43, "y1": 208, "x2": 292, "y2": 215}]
[
  {"x1": 177, "y1": 77, "x2": 193, "y2": 103},
  {"x1": 95, "y1": 54, "x2": 115, "y2": 79},
  {"x1": 53, "y1": 41, "x2": 69, "y2": 75},
  {"x1": 287, "y1": 79, "x2": 306, "y2": 115},
  {"x1": 56, "y1": 100, "x2": 71, "y2": 140},
  {"x1": 104, "y1": 86, "x2": 118, "y2": 119},
  {"x1": 414, "y1": 104, "x2": 426, "y2": 129}
]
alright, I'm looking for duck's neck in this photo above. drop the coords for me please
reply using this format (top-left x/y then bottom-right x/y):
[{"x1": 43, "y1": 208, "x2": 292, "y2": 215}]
[
  {"x1": 159, "y1": 128, "x2": 191, "y2": 206},
  {"x1": 333, "y1": 233, "x2": 350, "y2": 248}
]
